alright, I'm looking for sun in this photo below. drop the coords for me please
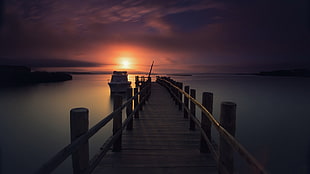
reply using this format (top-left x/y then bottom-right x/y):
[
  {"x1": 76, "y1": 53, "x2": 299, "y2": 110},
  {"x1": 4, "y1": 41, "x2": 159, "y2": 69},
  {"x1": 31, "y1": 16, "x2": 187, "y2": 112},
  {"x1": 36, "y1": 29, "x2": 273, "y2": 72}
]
[{"x1": 121, "y1": 60, "x2": 130, "y2": 69}]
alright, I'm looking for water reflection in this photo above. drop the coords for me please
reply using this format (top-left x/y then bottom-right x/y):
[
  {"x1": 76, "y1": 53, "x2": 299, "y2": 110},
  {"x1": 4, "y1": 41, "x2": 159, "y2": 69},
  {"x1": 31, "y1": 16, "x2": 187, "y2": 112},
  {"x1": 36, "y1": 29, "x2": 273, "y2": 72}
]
[
  {"x1": 0, "y1": 74, "x2": 114, "y2": 174},
  {"x1": 171, "y1": 75, "x2": 310, "y2": 173},
  {"x1": 1, "y1": 74, "x2": 310, "y2": 174}
]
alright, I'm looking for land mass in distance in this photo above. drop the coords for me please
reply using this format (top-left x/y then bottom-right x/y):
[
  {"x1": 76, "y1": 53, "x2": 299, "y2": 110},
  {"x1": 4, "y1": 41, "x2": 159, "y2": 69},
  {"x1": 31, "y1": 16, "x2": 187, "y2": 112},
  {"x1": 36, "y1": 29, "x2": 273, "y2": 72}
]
[{"x1": 0, "y1": 65, "x2": 72, "y2": 85}]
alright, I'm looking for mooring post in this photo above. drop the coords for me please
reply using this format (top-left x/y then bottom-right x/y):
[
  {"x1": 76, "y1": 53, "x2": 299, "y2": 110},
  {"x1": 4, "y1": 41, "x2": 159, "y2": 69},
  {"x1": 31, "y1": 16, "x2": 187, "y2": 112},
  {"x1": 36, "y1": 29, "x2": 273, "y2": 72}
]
[
  {"x1": 135, "y1": 76, "x2": 139, "y2": 88},
  {"x1": 219, "y1": 102, "x2": 236, "y2": 174},
  {"x1": 200, "y1": 92, "x2": 213, "y2": 153},
  {"x1": 134, "y1": 88, "x2": 139, "y2": 118},
  {"x1": 189, "y1": 89, "x2": 196, "y2": 130},
  {"x1": 178, "y1": 82, "x2": 183, "y2": 110},
  {"x1": 113, "y1": 95, "x2": 122, "y2": 152},
  {"x1": 126, "y1": 88, "x2": 133, "y2": 130},
  {"x1": 184, "y1": 86, "x2": 190, "y2": 118},
  {"x1": 70, "y1": 108, "x2": 89, "y2": 174}
]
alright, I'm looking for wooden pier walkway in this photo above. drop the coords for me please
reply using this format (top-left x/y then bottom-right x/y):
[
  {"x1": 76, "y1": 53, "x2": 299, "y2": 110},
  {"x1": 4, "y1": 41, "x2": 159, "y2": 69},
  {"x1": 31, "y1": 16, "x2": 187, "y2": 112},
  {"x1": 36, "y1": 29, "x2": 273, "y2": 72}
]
[
  {"x1": 92, "y1": 83, "x2": 217, "y2": 174},
  {"x1": 35, "y1": 76, "x2": 268, "y2": 174}
]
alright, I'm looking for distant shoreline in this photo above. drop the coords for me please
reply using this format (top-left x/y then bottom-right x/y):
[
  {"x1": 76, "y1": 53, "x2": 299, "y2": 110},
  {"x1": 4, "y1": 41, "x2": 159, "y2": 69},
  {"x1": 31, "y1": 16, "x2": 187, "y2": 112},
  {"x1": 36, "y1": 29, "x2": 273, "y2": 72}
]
[
  {"x1": 254, "y1": 69, "x2": 310, "y2": 77},
  {"x1": 2, "y1": 65, "x2": 309, "y2": 80},
  {"x1": 0, "y1": 65, "x2": 72, "y2": 85},
  {"x1": 167, "y1": 73, "x2": 192, "y2": 76}
]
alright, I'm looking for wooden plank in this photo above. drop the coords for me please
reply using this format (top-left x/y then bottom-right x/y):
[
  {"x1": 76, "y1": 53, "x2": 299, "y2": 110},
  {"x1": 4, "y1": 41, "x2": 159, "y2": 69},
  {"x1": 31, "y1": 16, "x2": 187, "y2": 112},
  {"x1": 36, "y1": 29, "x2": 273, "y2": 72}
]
[{"x1": 92, "y1": 83, "x2": 217, "y2": 174}]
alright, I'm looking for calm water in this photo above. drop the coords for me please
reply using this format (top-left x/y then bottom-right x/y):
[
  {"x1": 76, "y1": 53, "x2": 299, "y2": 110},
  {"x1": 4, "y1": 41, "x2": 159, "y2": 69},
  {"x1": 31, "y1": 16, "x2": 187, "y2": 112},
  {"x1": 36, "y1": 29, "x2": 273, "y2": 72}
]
[{"x1": 0, "y1": 74, "x2": 310, "y2": 173}]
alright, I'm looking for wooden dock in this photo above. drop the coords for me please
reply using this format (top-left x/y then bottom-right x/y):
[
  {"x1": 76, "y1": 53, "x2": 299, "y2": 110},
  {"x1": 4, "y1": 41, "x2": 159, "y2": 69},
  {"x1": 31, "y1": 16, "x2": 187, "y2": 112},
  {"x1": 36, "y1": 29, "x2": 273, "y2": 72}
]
[
  {"x1": 92, "y1": 83, "x2": 217, "y2": 174},
  {"x1": 35, "y1": 76, "x2": 268, "y2": 174}
]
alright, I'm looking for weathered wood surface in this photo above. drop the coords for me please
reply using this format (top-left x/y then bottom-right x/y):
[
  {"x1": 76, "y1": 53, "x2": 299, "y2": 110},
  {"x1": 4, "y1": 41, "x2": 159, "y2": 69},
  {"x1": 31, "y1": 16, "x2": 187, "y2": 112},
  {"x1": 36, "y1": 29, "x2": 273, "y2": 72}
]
[{"x1": 92, "y1": 83, "x2": 217, "y2": 174}]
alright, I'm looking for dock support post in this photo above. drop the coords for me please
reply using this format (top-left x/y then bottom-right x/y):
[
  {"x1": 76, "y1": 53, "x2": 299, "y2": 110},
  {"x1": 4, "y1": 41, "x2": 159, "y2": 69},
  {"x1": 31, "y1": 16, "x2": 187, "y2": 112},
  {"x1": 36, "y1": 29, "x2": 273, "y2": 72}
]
[
  {"x1": 126, "y1": 88, "x2": 133, "y2": 130},
  {"x1": 219, "y1": 102, "x2": 236, "y2": 174},
  {"x1": 70, "y1": 108, "x2": 89, "y2": 174},
  {"x1": 113, "y1": 95, "x2": 122, "y2": 152},
  {"x1": 184, "y1": 86, "x2": 189, "y2": 118},
  {"x1": 134, "y1": 88, "x2": 139, "y2": 118},
  {"x1": 200, "y1": 92, "x2": 213, "y2": 153},
  {"x1": 135, "y1": 76, "x2": 139, "y2": 88},
  {"x1": 189, "y1": 89, "x2": 196, "y2": 130},
  {"x1": 178, "y1": 82, "x2": 183, "y2": 110}
]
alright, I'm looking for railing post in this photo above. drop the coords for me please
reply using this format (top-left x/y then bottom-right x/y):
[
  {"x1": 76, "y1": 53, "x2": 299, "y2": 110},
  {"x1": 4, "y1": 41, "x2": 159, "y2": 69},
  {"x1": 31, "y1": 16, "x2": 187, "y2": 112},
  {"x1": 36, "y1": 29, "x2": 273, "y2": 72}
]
[
  {"x1": 112, "y1": 95, "x2": 122, "y2": 152},
  {"x1": 219, "y1": 102, "x2": 236, "y2": 174},
  {"x1": 140, "y1": 86, "x2": 144, "y2": 111},
  {"x1": 189, "y1": 89, "x2": 196, "y2": 130},
  {"x1": 135, "y1": 76, "x2": 139, "y2": 88},
  {"x1": 200, "y1": 92, "x2": 213, "y2": 153},
  {"x1": 70, "y1": 108, "x2": 89, "y2": 174},
  {"x1": 178, "y1": 82, "x2": 183, "y2": 110},
  {"x1": 126, "y1": 88, "x2": 133, "y2": 130},
  {"x1": 183, "y1": 86, "x2": 190, "y2": 118},
  {"x1": 134, "y1": 88, "x2": 139, "y2": 118}
]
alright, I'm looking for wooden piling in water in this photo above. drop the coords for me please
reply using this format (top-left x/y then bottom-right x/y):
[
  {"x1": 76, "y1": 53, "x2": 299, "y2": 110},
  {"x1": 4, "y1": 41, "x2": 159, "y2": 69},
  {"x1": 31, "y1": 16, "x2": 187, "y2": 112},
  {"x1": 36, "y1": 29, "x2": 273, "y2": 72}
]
[
  {"x1": 70, "y1": 108, "x2": 89, "y2": 174},
  {"x1": 219, "y1": 102, "x2": 236, "y2": 174},
  {"x1": 200, "y1": 92, "x2": 213, "y2": 153},
  {"x1": 112, "y1": 95, "x2": 122, "y2": 152},
  {"x1": 189, "y1": 89, "x2": 196, "y2": 130},
  {"x1": 126, "y1": 88, "x2": 133, "y2": 130},
  {"x1": 184, "y1": 86, "x2": 190, "y2": 118}
]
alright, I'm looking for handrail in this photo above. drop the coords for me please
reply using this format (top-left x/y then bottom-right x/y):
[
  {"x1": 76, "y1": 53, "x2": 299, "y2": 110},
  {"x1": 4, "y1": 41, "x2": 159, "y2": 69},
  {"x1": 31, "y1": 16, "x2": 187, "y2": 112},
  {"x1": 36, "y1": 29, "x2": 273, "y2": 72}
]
[
  {"x1": 87, "y1": 91, "x2": 149, "y2": 173},
  {"x1": 162, "y1": 83, "x2": 220, "y2": 161},
  {"x1": 35, "y1": 81, "x2": 151, "y2": 174},
  {"x1": 157, "y1": 77, "x2": 268, "y2": 174}
]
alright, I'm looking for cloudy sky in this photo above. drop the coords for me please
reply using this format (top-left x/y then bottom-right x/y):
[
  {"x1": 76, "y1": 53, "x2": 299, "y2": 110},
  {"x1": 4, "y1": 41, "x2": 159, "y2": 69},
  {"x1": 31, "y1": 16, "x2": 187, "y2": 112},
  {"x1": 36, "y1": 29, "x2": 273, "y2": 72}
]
[{"x1": 0, "y1": 0, "x2": 309, "y2": 73}]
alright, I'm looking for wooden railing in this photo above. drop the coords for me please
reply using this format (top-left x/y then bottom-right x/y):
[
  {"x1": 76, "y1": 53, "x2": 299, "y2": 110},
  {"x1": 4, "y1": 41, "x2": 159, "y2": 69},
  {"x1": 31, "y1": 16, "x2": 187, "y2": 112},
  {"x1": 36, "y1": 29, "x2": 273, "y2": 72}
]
[
  {"x1": 35, "y1": 77, "x2": 151, "y2": 174},
  {"x1": 156, "y1": 76, "x2": 268, "y2": 174}
]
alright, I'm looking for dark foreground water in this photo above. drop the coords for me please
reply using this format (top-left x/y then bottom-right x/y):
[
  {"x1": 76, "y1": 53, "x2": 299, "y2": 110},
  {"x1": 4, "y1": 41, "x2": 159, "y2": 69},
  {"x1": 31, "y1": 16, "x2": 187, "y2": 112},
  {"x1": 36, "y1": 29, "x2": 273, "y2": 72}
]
[{"x1": 0, "y1": 74, "x2": 310, "y2": 173}]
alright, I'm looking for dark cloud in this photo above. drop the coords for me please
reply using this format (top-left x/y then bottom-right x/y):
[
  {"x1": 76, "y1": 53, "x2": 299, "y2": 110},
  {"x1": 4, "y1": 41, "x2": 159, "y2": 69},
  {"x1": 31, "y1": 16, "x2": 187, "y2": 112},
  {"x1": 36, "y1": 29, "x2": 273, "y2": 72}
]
[
  {"x1": 0, "y1": 0, "x2": 309, "y2": 72},
  {"x1": 163, "y1": 8, "x2": 223, "y2": 32},
  {"x1": 0, "y1": 57, "x2": 102, "y2": 67}
]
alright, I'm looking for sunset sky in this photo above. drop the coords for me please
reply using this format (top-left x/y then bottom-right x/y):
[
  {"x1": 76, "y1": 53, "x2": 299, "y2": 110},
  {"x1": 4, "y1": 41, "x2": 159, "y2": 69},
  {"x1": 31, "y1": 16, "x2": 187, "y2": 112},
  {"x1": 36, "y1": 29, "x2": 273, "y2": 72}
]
[{"x1": 0, "y1": 0, "x2": 309, "y2": 73}]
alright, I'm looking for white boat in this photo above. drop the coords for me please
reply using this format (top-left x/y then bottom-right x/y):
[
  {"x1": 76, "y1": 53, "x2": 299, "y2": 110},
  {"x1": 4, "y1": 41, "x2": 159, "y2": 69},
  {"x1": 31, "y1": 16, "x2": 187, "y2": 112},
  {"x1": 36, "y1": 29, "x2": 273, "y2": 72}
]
[{"x1": 108, "y1": 71, "x2": 131, "y2": 93}]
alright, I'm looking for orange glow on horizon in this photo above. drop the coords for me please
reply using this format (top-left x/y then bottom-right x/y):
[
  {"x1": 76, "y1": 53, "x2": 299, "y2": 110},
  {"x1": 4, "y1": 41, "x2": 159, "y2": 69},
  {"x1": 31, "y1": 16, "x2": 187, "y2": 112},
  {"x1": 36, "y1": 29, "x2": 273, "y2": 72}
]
[{"x1": 88, "y1": 44, "x2": 185, "y2": 73}]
